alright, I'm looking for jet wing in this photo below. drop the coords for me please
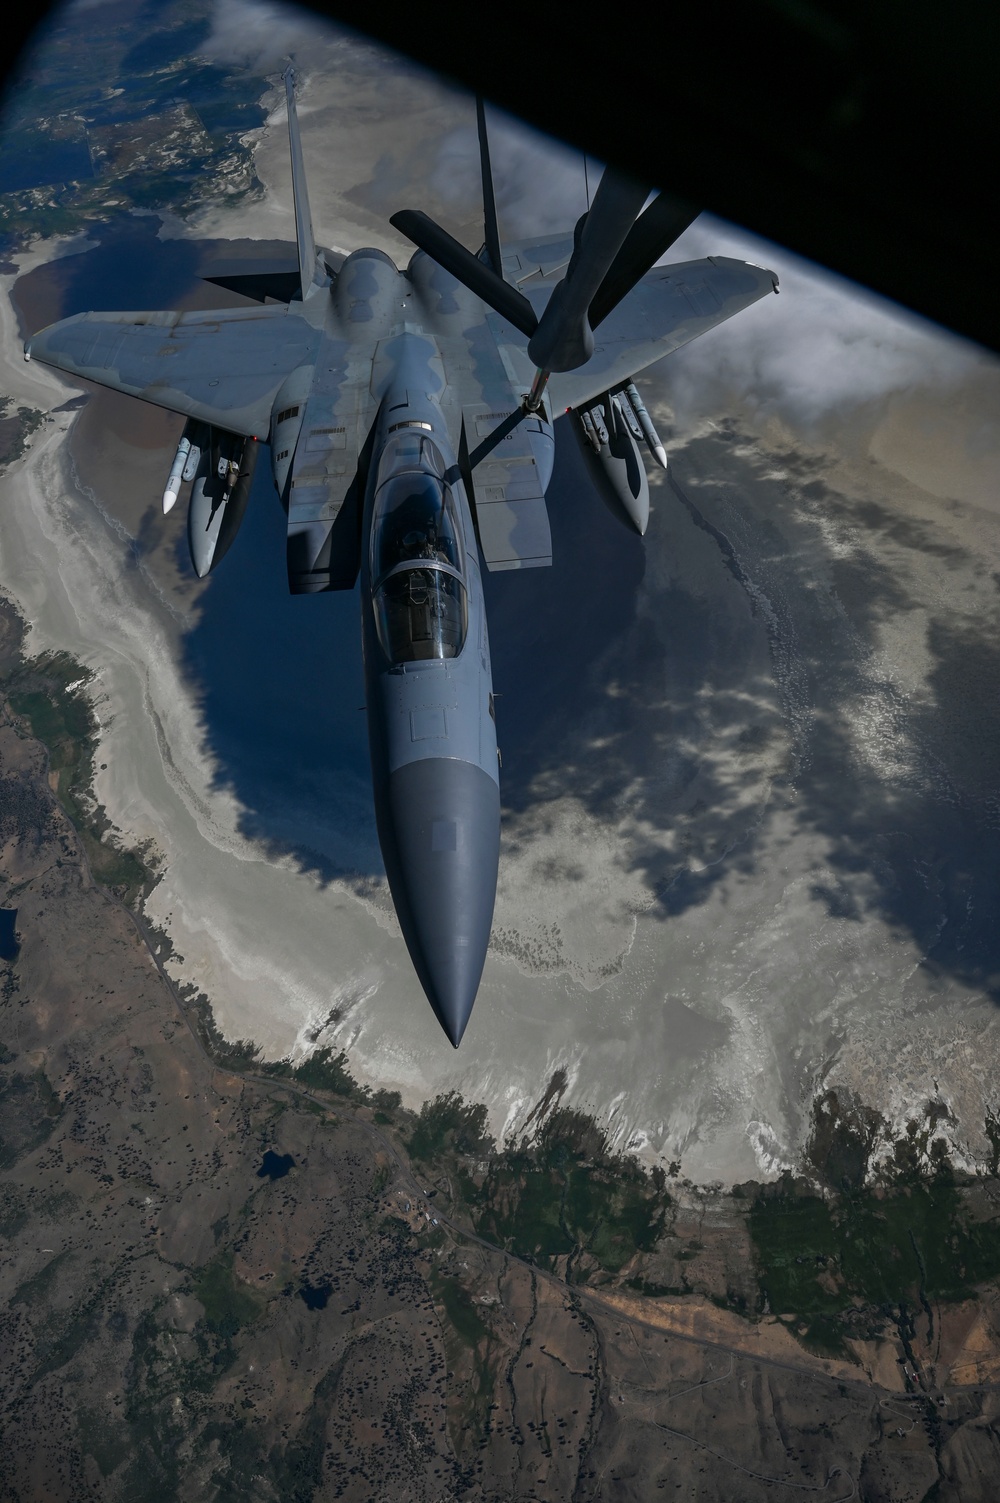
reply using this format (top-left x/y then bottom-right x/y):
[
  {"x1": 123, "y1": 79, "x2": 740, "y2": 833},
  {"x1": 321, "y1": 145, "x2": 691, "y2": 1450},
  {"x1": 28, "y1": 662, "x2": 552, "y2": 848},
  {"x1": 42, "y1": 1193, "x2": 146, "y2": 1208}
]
[
  {"x1": 500, "y1": 231, "x2": 576, "y2": 290},
  {"x1": 550, "y1": 256, "x2": 777, "y2": 409},
  {"x1": 26, "y1": 304, "x2": 322, "y2": 438},
  {"x1": 483, "y1": 256, "x2": 777, "y2": 413}
]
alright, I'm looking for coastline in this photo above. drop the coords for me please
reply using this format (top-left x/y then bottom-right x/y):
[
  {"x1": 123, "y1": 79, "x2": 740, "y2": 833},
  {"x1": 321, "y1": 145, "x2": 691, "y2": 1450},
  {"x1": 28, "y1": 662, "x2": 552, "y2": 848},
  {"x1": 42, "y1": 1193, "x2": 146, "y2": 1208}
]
[
  {"x1": 5, "y1": 580, "x2": 999, "y2": 1503},
  {"x1": 5, "y1": 14, "x2": 1000, "y2": 1493},
  {"x1": 1, "y1": 60, "x2": 1000, "y2": 1190}
]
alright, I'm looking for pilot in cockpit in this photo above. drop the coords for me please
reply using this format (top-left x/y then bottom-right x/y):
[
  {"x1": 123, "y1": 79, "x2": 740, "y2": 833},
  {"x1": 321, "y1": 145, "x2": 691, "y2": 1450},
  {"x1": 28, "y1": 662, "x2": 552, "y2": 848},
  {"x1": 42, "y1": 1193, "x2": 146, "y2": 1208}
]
[{"x1": 403, "y1": 523, "x2": 450, "y2": 566}]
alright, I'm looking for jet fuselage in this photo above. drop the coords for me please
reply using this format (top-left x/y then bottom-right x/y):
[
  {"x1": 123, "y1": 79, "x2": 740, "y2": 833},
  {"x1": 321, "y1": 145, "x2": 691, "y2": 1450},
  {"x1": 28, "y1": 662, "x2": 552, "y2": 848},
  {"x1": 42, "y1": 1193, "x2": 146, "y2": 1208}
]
[
  {"x1": 24, "y1": 70, "x2": 780, "y2": 1049},
  {"x1": 267, "y1": 253, "x2": 507, "y2": 1045},
  {"x1": 360, "y1": 346, "x2": 500, "y2": 1047}
]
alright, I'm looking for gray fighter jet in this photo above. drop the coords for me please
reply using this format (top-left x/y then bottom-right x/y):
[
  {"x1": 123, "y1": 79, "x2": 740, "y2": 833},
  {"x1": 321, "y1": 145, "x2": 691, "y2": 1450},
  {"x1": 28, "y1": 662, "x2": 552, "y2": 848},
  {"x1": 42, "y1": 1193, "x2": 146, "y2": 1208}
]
[{"x1": 24, "y1": 72, "x2": 778, "y2": 1046}]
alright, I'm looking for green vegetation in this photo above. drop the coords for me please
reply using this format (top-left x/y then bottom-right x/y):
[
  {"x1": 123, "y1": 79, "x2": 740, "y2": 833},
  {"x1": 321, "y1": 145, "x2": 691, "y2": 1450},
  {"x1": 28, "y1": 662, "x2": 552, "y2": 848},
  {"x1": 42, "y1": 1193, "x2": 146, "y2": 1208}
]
[
  {"x1": 287, "y1": 1073, "x2": 672, "y2": 1282},
  {"x1": 251, "y1": 1360, "x2": 344, "y2": 1503},
  {"x1": 806, "y1": 1089, "x2": 885, "y2": 1192},
  {"x1": 742, "y1": 1085, "x2": 1000, "y2": 1356},
  {"x1": 260, "y1": 1046, "x2": 401, "y2": 1116},
  {"x1": 471, "y1": 1108, "x2": 669, "y2": 1275},
  {"x1": 0, "y1": 398, "x2": 45, "y2": 470},
  {"x1": 3, "y1": 651, "x2": 152, "y2": 903},
  {"x1": 34, "y1": 1301, "x2": 102, "y2": 1380},
  {"x1": 0, "y1": 1066, "x2": 64, "y2": 1169},
  {"x1": 11, "y1": 1249, "x2": 69, "y2": 1309},
  {"x1": 409, "y1": 1091, "x2": 491, "y2": 1162},
  {"x1": 173, "y1": 984, "x2": 262, "y2": 1070},
  {"x1": 430, "y1": 1266, "x2": 497, "y2": 1461},
  {"x1": 433, "y1": 1269, "x2": 489, "y2": 1349},
  {"x1": 119, "y1": 1315, "x2": 184, "y2": 1502},
  {"x1": 0, "y1": 1183, "x2": 28, "y2": 1239},
  {"x1": 286, "y1": 1046, "x2": 359, "y2": 1097},
  {"x1": 750, "y1": 1173, "x2": 1000, "y2": 1356},
  {"x1": 193, "y1": 1252, "x2": 263, "y2": 1338},
  {"x1": 77, "y1": 1409, "x2": 132, "y2": 1481}
]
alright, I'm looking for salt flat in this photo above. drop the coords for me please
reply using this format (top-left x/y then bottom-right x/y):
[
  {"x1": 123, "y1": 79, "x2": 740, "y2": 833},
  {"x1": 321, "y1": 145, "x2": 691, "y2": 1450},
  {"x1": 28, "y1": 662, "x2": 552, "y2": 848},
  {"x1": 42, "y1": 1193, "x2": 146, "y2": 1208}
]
[{"x1": 2, "y1": 32, "x2": 1000, "y2": 1185}]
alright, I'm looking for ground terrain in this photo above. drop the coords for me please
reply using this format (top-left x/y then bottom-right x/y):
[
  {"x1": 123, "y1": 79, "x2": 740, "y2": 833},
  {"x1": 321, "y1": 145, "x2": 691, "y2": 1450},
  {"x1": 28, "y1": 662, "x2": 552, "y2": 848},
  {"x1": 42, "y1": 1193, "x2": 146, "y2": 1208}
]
[
  {"x1": 3, "y1": 602, "x2": 1000, "y2": 1500},
  {"x1": 3, "y1": 3, "x2": 1000, "y2": 1496}
]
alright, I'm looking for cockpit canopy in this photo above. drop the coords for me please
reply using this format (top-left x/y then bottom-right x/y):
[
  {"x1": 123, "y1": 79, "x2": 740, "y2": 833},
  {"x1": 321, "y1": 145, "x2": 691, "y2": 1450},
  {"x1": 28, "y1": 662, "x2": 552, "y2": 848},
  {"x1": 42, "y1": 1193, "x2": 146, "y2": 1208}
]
[
  {"x1": 371, "y1": 468, "x2": 468, "y2": 664},
  {"x1": 373, "y1": 567, "x2": 467, "y2": 664},
  {"x1": 372, "y1": 473, "x2": 463, "y2": 583}
]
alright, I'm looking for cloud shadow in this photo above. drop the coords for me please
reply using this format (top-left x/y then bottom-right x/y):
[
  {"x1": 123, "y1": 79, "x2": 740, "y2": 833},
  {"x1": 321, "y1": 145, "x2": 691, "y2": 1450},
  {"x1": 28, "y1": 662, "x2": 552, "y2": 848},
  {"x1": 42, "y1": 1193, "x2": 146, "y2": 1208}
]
[{"x1": 18, "y1": 219, "x2": 1000, "y2": 1002}]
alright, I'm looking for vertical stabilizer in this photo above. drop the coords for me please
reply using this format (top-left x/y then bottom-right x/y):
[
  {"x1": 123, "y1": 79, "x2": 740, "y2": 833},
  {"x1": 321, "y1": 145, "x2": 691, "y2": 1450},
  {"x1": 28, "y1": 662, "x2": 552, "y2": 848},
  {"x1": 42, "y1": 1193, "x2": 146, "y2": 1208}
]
[
  {"x1": 476, "y1": 97, "x2": 503, "y2": 278},
  {"x1": 284, "y1": 67, "x2": 319, "y2": 300}
]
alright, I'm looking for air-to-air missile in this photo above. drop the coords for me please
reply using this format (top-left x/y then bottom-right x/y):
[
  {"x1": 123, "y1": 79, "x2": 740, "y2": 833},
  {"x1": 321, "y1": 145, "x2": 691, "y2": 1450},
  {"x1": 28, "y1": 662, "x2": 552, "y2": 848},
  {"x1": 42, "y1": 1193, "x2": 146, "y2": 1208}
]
[
  {"x1": 181, "y1": 429, "x2": 203, "y2": 483},
  {"x1": 161, "y1": 433, "x2": 191, "y2": 514},
  {"x1": 622, "y1": 380, "x2": 667, "y2": 469},
  {"x1": 24, "y1": 64, "x2": 781, "y2": 1046}
]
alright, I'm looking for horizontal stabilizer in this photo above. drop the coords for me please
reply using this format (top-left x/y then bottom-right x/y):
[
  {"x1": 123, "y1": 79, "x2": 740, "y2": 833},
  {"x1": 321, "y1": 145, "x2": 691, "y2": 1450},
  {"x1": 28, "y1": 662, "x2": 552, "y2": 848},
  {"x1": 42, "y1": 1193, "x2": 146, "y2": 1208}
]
[
  {"x1": 391, "y1": 209, "x2": 538, "y2": 338},
  {"x1": 204, "y1": 266, "x2": 303, "y2": 304}
]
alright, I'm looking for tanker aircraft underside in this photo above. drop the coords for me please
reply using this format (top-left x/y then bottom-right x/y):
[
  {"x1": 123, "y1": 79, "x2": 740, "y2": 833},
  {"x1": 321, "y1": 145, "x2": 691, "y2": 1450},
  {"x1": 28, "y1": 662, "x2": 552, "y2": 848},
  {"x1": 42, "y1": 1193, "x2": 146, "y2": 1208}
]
[{"x1": 25, "y1": 71, "x2": 778, "y2": 1046}]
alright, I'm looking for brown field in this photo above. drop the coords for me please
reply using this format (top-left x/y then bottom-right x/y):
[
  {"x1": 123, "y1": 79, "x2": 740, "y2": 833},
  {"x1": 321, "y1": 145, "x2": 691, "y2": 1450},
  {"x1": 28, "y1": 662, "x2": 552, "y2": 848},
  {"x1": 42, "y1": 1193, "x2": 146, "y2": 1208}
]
[{"x1": 3, "y1": 599, "x2": 1000, "y2": 1500}]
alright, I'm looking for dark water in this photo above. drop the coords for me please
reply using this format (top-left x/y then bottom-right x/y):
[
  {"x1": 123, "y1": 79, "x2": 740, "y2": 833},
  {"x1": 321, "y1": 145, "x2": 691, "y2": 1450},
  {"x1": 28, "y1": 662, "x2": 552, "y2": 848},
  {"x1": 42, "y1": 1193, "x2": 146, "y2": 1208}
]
[
  {"x1": 22, "y1": 215, "x2": 212, "y2": 317},
  {"x1": 0, "y1": 3, "x2": 267, "y2": 199},
  {"x1": 18, "y1": 217, "x2": 645, "y2": 884},
  {"x1": 298, "y1": 1282, "x2": 331, "y2": 1310},
  {"x1": 13, "y1": 215, "x2": 1000, "y2": 1003},
  {"x1": 18, "y1": 219, "x2": 374, "y2": 867},
  {"x1": 0, "y1": 909, "x2": 19, "y2": 961},
  {"x1": 257, "y1": 1150, "x2": 294, "y2": 1180},
  {"x1": 0, "y1": 136, "x2": 93, "y2": 194}
]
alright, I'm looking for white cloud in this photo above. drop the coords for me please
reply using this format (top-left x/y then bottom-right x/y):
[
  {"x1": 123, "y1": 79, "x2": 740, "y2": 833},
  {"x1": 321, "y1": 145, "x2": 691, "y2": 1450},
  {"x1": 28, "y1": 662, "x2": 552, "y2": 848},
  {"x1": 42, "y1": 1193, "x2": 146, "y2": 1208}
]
[
  {"x1": 430, "y1": 106, "x2": 596, "y2": 239},
  {"x1": 196, "y1": 0, "x2": 334, "y2": 74},
  {"x1": 432, "y1": 107, "x2": 994, "y2": 426},
  {"x1": 656, "y1": 215, "x2": 993, "y2": 427},
  {"x1": 70, "y1": 0, "x2": 998, "y2": 430}
]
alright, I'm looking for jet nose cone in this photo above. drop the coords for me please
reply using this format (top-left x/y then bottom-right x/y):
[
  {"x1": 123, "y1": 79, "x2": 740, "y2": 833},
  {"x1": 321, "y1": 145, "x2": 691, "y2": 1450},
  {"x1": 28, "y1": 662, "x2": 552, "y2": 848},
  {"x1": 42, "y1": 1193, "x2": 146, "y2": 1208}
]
[{"x1": 379, "y1": 758, "x2": 500, "y2": 1046}]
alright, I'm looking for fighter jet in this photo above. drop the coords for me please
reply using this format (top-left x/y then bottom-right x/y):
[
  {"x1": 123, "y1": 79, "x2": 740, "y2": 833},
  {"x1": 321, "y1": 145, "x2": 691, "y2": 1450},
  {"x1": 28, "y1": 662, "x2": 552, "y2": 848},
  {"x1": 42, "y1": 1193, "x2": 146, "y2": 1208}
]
[{"x1": 24, "y1": 71, "x2": 778, "y2": 1046}]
